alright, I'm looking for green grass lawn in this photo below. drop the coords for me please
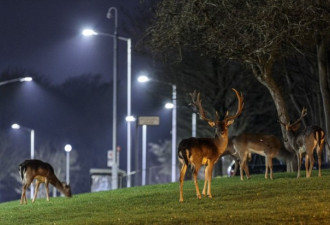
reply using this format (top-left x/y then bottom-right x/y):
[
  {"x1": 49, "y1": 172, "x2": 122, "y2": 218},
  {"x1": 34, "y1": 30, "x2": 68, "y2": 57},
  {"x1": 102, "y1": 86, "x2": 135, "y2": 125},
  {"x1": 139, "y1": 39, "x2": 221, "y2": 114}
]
[{"x1": 1, "y1": 170, "x2": 330, "y2": 225}]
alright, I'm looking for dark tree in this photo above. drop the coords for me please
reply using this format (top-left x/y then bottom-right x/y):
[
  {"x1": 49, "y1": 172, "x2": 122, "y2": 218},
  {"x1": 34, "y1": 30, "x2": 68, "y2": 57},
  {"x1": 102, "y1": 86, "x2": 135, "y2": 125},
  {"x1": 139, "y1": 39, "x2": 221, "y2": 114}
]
[{"x1": 147, "y1": 0, "x2": 330, "y2": 153}]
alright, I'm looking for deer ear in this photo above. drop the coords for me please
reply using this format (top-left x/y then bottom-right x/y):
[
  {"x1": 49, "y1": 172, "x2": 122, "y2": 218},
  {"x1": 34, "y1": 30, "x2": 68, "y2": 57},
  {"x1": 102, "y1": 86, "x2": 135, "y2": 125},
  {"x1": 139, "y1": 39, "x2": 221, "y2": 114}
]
[
  {"x1": 226, "y1": 119, "x2": 234, "y2": 126},
  {"x1": 208, "y1": 121, "x2": 216, "y2": 127}
]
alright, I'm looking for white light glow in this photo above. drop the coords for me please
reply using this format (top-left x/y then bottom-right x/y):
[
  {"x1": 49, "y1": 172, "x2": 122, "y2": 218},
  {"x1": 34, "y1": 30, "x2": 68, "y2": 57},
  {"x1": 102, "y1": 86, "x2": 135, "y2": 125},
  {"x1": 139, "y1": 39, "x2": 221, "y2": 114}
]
[
  {"x1": 11, "y1": 123, "x2": 20, "y2": 129},
  {"x1": 20, "y1": 77, "x2": 33, "y2": 82},
  {"x1": 165, "y1": 103, "x2": 174, "y2": 109},
  {"x1": 125, "y1": 115, "x2": 136, "y2": 122},
  {"x1": 64, "y1": 144, "x2": 72, "y2": 152},
  {"x1": 137, "y1": 75, "x2": 150, "y2": 83},
  {"x1": 82, "y1": 29, "x2": 97, "y2": 36}
]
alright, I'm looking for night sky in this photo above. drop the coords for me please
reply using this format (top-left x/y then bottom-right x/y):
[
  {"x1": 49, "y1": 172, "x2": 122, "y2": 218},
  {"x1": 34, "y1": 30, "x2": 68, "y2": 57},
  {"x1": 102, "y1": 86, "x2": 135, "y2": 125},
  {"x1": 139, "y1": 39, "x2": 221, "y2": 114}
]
[
  {"x1": 0, "y1": 0, "x2": 170, "y2": 145},
  {"x1": 0, "y1": 0, "x2": 151, "y2": 84}
]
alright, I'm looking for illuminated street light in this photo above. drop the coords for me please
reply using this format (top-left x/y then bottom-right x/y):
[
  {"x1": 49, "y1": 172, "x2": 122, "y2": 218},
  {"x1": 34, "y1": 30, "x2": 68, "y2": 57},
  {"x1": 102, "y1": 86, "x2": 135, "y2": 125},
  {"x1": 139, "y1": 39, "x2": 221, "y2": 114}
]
[
  {"x1": 125, "y1": 115, "x2": 136, "y2": 122},
  {"x1": 82, "y1": 8, "x2": 134, "y2": 188},
  {"x1": 138, "y1": 75, "x2": 177, "y2": 182},
  {"x1": 11, "y1": 123, "x2": 35, "y2": 199},
  {"x1": 137, "y1": 75, "x2": 150, "y2": 83},
  {"x1": 0, "y1": 76, "x2": 32, "y2": 86},
  {"x1": 164, "y1": 102, "x2": 174, "y2": 109},
  {"x1": 82, "y1": 29, "x2": 97, "y2": 36},
  {"x1": 20, "y1": 77, "x2": 33, "y2": 82},
  {"x1": 64, "y1": 144, "x2": 72, "y2": 185}
]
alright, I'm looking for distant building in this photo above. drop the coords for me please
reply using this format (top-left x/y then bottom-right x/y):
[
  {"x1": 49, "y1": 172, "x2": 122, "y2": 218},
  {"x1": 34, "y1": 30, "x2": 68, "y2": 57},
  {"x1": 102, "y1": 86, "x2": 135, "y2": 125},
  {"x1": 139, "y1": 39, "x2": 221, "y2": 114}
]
[{"x1": 90, "y1": 168, "x2": 126, "y2": 192}]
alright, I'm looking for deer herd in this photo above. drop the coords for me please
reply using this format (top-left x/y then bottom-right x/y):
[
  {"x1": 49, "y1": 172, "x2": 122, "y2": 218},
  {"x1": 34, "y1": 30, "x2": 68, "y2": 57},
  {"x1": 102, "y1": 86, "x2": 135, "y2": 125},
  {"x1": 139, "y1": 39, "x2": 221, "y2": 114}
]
[
  {"x1": 16, "y1": 88, "x2": 326, "y2": 204},
  {"x1": 178, "y1": 89, "x2": 326, "y2": 202}
]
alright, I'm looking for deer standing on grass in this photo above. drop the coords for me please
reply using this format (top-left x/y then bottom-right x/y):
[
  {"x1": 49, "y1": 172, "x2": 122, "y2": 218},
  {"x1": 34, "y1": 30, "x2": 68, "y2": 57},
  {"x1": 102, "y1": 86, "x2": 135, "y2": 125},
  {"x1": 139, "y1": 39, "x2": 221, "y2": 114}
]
[
  {"x1": 232, "y1": 134, "x2": 294, "y2": 180},
  {"x1": 279, "y1": 108, "x2": 325, "y2": 178},
  {"x1": 19, "y1": 159, "x2": 72, "y2": 204},
  {"x1": 178, "y1": 88, "x2": 244, "y2": 202}
]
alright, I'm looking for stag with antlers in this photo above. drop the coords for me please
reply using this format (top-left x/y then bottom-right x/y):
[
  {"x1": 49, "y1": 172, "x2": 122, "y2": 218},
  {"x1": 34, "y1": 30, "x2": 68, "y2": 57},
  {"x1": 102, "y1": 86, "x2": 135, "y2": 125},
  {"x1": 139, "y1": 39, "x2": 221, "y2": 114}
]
[
  {"x1": 19, "y1": 159, "x2": 72, "y2": 204},
  {"x1": 279, "y1": 108, "x2": 325, "y2": 178},
  {"x1": 178, "y1": 88, "x2": 244, "y2": 202}
]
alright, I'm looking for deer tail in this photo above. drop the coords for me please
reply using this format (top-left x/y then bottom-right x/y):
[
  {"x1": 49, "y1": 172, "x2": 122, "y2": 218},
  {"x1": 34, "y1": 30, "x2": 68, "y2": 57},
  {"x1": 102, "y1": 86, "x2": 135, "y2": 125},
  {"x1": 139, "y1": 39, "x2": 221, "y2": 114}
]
[
  {"x1": 178, "y1": 139, "x2": 191, "y2": 166},
  {"x1": 18, "y1": 163, "x2": 26, "y2": 182}
]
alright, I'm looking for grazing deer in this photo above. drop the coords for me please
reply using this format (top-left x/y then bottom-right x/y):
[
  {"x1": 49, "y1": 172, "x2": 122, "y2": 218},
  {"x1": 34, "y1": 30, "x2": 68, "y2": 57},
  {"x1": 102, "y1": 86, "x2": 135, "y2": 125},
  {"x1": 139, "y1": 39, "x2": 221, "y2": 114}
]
[
  {"x1": 178, "y1": 88, "x2": 244, "y2": 202},
  {"x1": 279, "y1": 108, "x2": 325, "y2": 178},
  {"x1": 19, "y1": 159, "x2": 72, "y2": 204},
  {"x1": 232, "y1": 134, "x2": 294, "y2": 180}
]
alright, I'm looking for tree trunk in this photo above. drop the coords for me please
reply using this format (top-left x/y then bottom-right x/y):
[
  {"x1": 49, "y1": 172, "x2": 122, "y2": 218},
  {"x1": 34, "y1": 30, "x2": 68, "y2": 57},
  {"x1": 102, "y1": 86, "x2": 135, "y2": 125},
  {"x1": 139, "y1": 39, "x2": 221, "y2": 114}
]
[
  {"x1": 251, "y1": 64, "x2": 290, "y2": 144},
  {"x1": 251, "y1": 61, "x2": 296, "y2": 172},
  {"x1": 317, "y1": 38, "x2": 330, "y2": 162}
]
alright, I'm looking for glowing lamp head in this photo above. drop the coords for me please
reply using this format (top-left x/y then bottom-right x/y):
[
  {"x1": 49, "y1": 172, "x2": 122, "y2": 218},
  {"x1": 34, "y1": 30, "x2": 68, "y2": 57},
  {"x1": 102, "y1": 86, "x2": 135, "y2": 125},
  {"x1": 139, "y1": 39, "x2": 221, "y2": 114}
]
[
  {"x1": 20, "y1": 77, "x2": 33, "y2": 82},
  {"x1": 165, "y1": 102, "x2": 174, "y2": 109},
  {"x1": 64, "y1": 144, "x2": 72, "y2": 152},
  {"x1": 11, "y1": 123, "x2": 20, "y2": 129},
  {"x1": 125, "y1": 115, "x2": 136, "y2": 122},
  {"x1": 137, "y1": 75, "x2": 150, "y2": 83},
  {"x1": 82, "y1": 29, "x2": 97, "y2": 36}
]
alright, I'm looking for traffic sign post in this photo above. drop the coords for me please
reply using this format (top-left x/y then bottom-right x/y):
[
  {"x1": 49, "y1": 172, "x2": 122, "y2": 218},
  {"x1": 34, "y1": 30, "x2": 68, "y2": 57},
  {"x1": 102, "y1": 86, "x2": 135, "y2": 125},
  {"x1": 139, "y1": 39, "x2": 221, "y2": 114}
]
[{"x1": 138, "y1": 116, "x2": 160, "y2": 185}]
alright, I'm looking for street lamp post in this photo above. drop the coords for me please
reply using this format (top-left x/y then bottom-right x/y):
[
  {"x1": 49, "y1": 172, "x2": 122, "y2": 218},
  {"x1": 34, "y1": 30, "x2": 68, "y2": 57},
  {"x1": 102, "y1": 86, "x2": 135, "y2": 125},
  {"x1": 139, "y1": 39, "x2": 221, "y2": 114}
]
[
  {"x1": 11, "y1": 123, "x2": 35, "y2": 199},
  {"x1": 82, "y1": 23, "x2": 133, "y2": 188},
  {"x1": 142, "y1": 124, "x2": 147, "y2": 186},
  {"x1": 171, "y1": 84, "x2": 177, "y2": 182},
  {"x1": 192, "y1": 113, "x2": 197, "y2": 137},
  {"x1": 107, "y1": 6, "x2": 119, "y2": 190},
  {"x1": 138, "y1": 76, "x2": 177, "y2": 182},
  {"x1": 64, "y1": 144, "x2": 72, "y2": 185}
]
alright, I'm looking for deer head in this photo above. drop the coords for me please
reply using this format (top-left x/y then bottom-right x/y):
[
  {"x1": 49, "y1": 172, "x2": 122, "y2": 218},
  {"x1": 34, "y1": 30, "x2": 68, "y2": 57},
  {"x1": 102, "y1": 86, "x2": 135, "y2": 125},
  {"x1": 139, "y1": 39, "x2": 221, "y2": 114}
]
[
  {"x1": 62, "y1": 183, "x2": 72, "y2": 197},
  {"x1": 189, "y1": 88, "x2": 244, "y2": 137},
  {"x1": 279, "y1": 107, "x2": 307, "y2": 132}
]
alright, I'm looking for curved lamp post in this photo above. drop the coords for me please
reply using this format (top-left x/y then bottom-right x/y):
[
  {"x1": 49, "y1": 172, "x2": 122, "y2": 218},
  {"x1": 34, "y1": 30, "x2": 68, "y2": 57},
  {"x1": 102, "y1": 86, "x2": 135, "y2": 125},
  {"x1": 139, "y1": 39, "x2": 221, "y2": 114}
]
[
  {"x1": 138, "y1": 75, "x2": 177, "y2": 182},
  {"x1": 82, "y1": 13, "x2": 133, "y2": 188}
]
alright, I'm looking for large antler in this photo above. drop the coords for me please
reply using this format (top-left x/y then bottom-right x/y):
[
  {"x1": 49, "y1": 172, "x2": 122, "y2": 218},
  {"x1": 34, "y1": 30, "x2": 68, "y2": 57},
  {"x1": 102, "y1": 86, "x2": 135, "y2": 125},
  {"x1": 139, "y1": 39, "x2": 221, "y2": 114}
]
[
  {"x1": 189, "y1": 90, "x2": 217, "y2": 126},
  {"x1": 291, "y1": 107, "x2": 307, "y2": 126},
  {"x1": 223, "y1": 88, "x2": 244, "y2": 123},
  {"x1": 279, "y1": 107, "x2": 307, "y2": 127}
]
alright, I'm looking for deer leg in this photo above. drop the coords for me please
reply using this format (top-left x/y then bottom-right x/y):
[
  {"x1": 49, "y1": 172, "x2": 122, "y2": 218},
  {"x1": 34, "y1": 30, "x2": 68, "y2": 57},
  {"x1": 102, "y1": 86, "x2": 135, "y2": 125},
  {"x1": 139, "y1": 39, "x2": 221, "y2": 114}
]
[
  {"x1": 317, "y1": 145, "x2": 322, "y2": 177},
  {"x1": 265, "y1": 156, "x2": 269, "y2": 179},
  {"x1": 297, "y1": 152, "x2": 302, "y2": 178},
  {"x1": 179, "y1": 164, "x2": 187, "y2": 202},
  {"x1": 304, "y1": 154, "x2": 310, "y2": 178},
  {"x1": 21, "y1": 177, "x2": 33, "y2": 204},
  {"x1": 239, "y1": 161, "x2": 244, "y2": 181},
  {"x1": 233, "y1": 159, "x2": 239, "y2": 176},
  {"x1": 265, "y1": 156, "x2": 274, "y2": 180},
  {"x1": 315, "y1": 131, "x2": 325, "y2": 177},
  {"x1": 206, "y1": 162, "x2": 214, "y2": 198},
  {"x1": 20, "y1": 184, "x2": 28, "y2": 205},
  {"x1": 202, "y1": 165, "x2": 208, "y2": 196},
  {"x1": 193, "y1": 164, "x2": 202, "y2": 200},
  {"x1": 269, "y1": 157, "x2": 273, "y2": 180},
  {"x1": 32, "y1": 180, "x2": 41, "y2": 203},
  {"x1": 240, "y1": 154, "x2": 247, "y2": 181},
  {"x1": 307, "y1": 153, "x2": 314, "y2": 178},
  {"x1": 245, "y1": 164, "x2": 250, "y2": 179},
  {"x1": 45, "y1": 179, "x2": 50, "y2": 201}
]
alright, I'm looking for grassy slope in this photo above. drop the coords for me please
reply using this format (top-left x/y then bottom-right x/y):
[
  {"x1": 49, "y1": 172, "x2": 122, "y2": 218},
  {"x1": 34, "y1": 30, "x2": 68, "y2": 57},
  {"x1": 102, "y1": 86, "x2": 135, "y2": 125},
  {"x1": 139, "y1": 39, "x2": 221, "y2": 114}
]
[{"x1": 1, "y1": 170, "x2": 330, "y2": 225}]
